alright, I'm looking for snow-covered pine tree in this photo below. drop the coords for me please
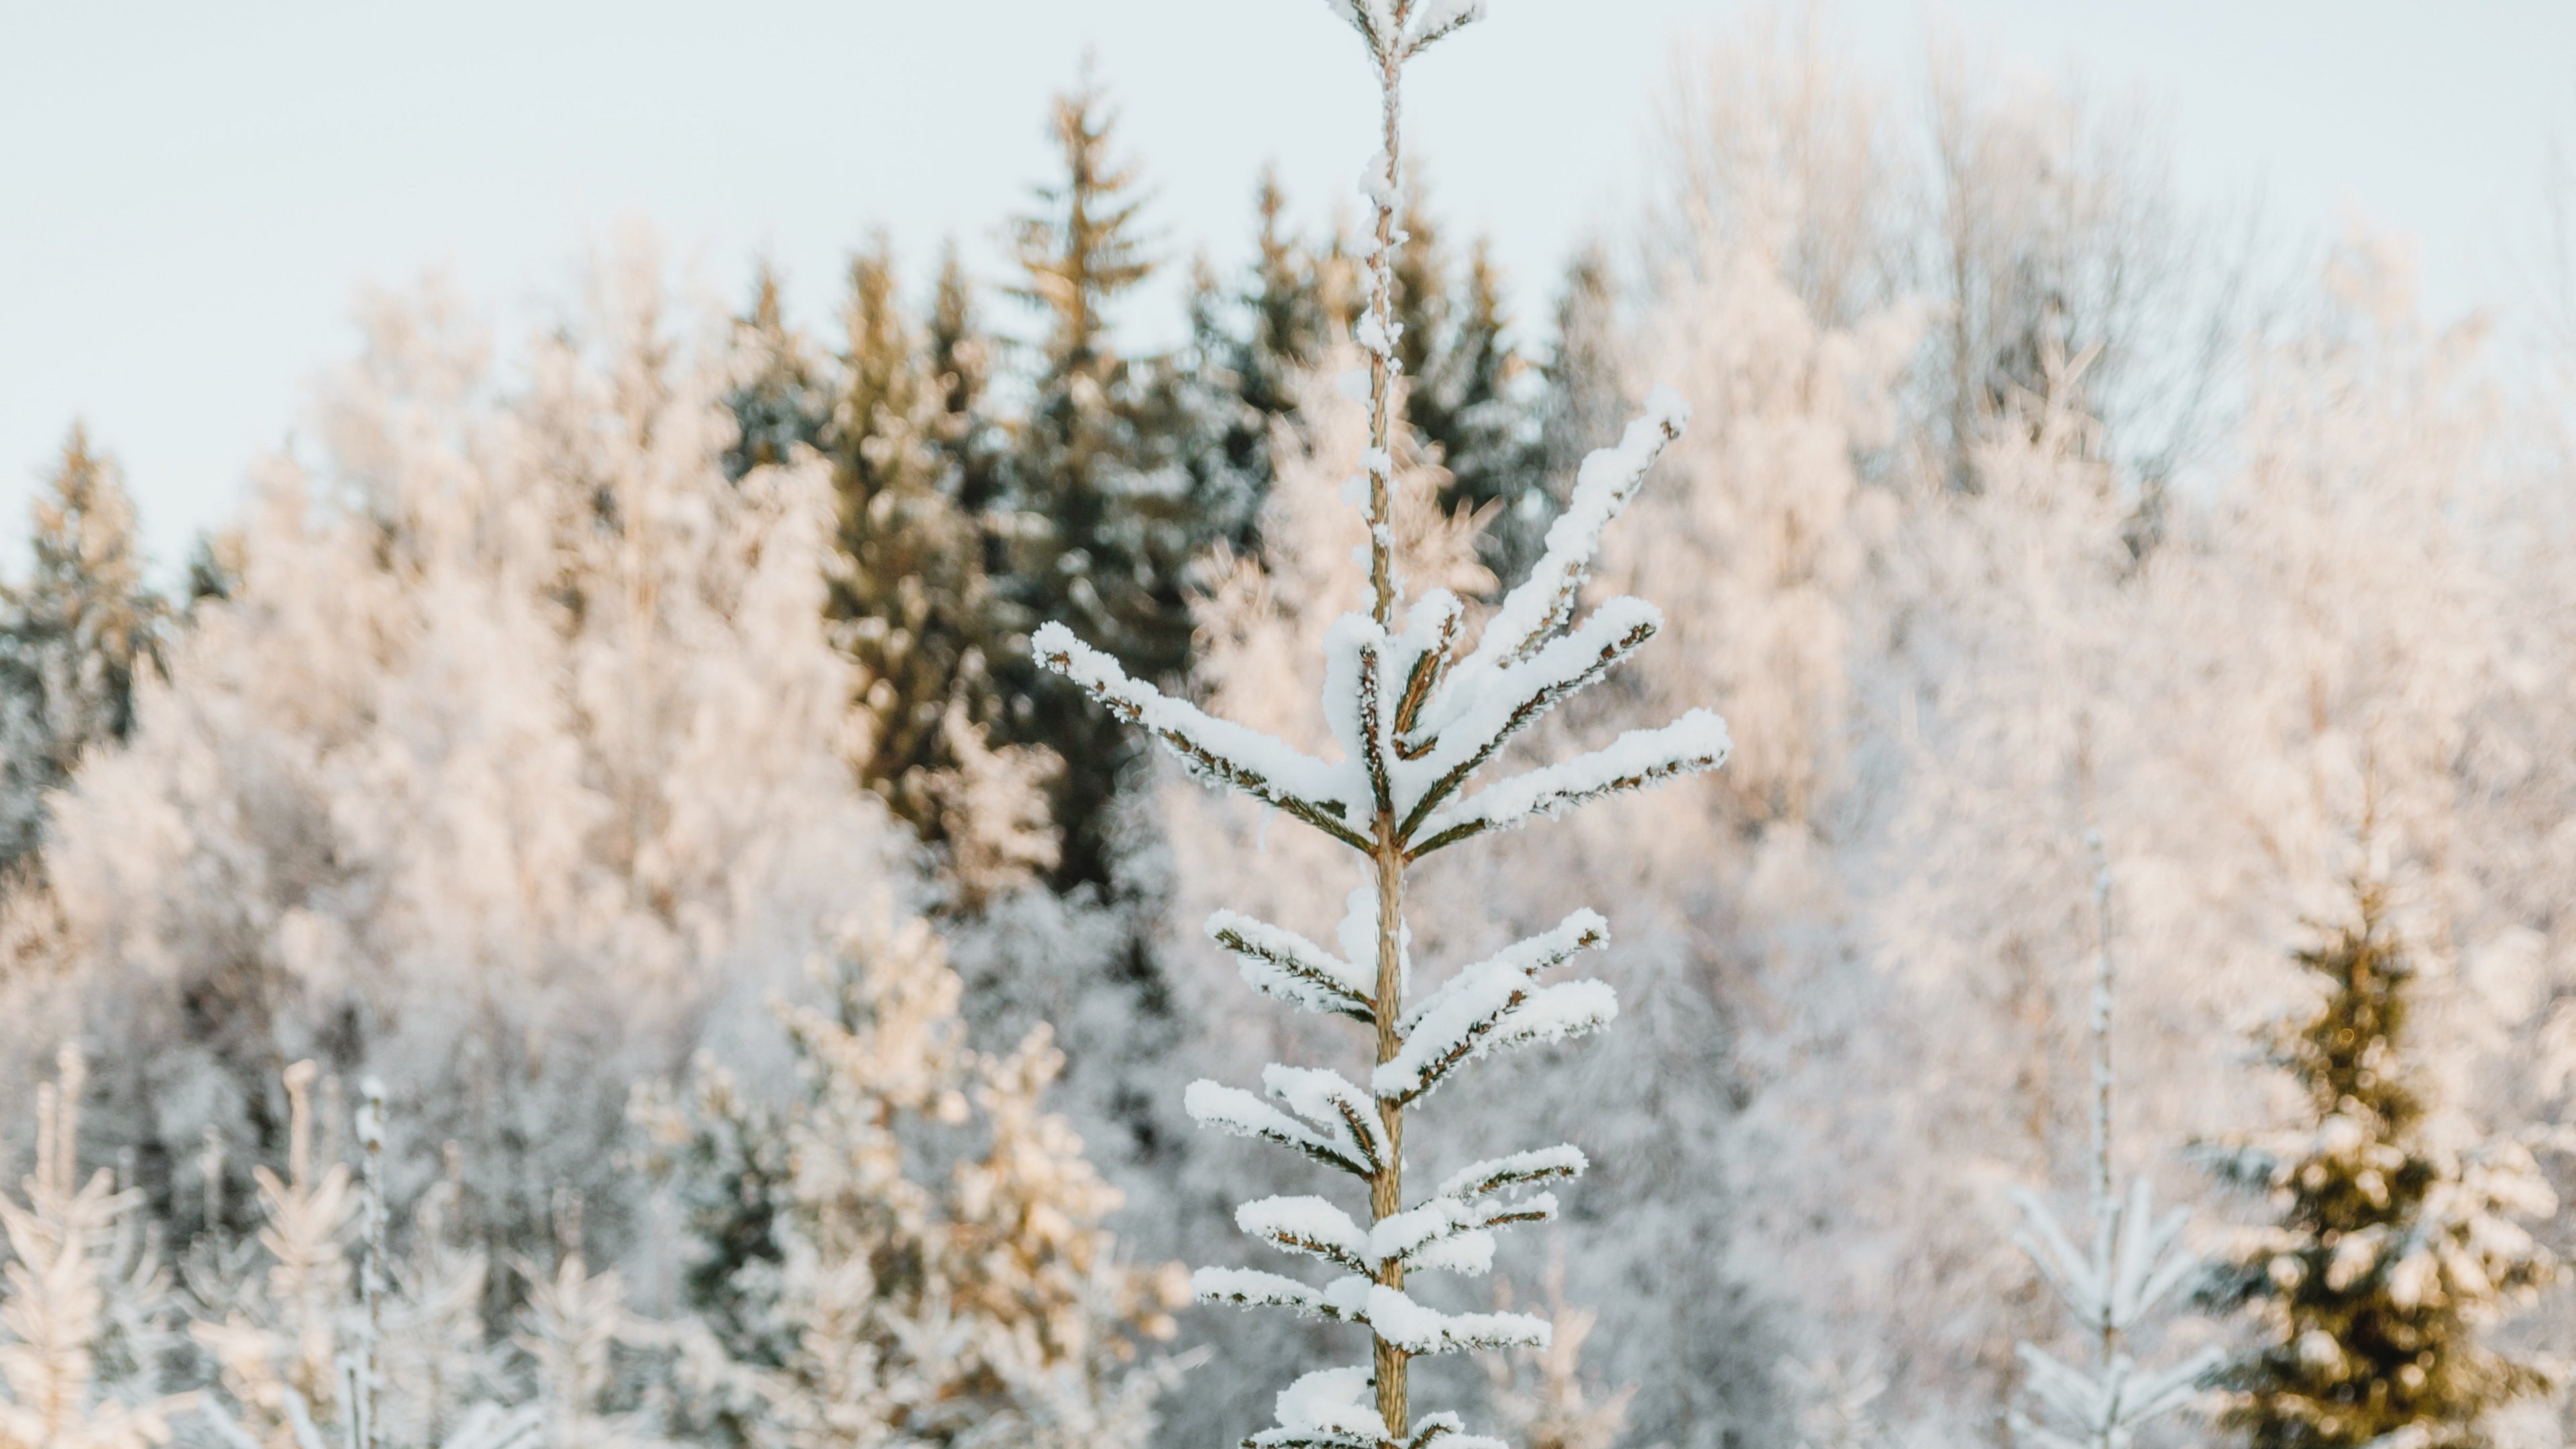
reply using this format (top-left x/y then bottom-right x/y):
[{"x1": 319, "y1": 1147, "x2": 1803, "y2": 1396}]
[
  {"x1": 0, "y1": 427, "x2": 167, "y2": 877},
  {"x1": 2008, "y1": 837, "x2": 2217, "y2": 1449},
  {"x1": 1212, "y1": 170, "x2": 1340, "y2": 528},
  {"x1": 2200, "y1": 873, "x2": 2554, "y2": 1449},
  {"x1": 514, "y1": 1212, "x2": 653, "y2": 1449},
  {"x1": 1034, "y1": 5, "x2": 1730, "y2": 1445}
]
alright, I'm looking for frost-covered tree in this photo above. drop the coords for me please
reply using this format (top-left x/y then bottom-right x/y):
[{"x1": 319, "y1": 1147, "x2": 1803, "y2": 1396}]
[
  {"x1": 0, "y1": 427, "x2": 167, "y2": 878},
  {"x1": 20, "y1": 245, "x2": 908, "y2": 1256},
  {"x1": 0, "y1": 1045, "x2": 183, "y2": 1449},
  {"x1": 2007, "y1": 841, "x2": 2218, "y2": 1449},
  {"x1": 635, "y1": 900, "x2": 1187, "y2": 1449},
  {"x1": 2200, "y1": 874, "x2": 2554, "y2": 1449},
  {"x1": 1034, "y1": 7, "x2": 1730, "y2": 1446}
]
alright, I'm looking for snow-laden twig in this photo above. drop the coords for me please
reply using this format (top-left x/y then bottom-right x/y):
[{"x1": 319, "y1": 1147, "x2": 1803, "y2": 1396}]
[
  {"x1": 1210, "y1": 910, "x2": 1379, "y2": 1023},
  {"x1": 2006, "y1": 843, "x2": 2216, "y2": 1449}
]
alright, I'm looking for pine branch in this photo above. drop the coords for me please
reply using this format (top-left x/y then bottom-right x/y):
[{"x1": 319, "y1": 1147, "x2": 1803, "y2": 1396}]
[
  {"x1": 1396, "y1": 913, "x2": 1607, "y2": 1034},
  {"x1": 1408, "y1": 710, "x2": 1731, "y2": 858},
  {"x1": 1033, "y1": 623, "x2": 1369, "y2": 849},
  {"x1": 1208, "y1": 910, "x2": 1377, "y2": 1023},
  {"x1": 1393, "y1": 599, "x2": 1663, "y2": 839},
  {"x1": 1238, "y1": 1197, "x2": 1375, "y2": 1275}
]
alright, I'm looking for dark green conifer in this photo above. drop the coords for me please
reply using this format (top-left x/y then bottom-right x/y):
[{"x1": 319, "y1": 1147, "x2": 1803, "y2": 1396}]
[
  {"x1": 1517, "y1": 246, "x2": 1630, "y2": 572},
  {"x1": 1388, "y1": 178, "x2": 1534, "y2": 579},
  {"x1": 821, "y1": 240, "x2": 1005, "y2": 845},
  {"x1": 0, "y1": 425, "x2": 167, "y2": 873},
  {"x1": 2202, "y1": 876, "x2": 2553, "y2": 1449},
  {"x1": 993, "y1": 77, "x2": 1196, "y2": 892},
  {"x1": 722, "y1": 264, "x2": 833, "y2": 480}
]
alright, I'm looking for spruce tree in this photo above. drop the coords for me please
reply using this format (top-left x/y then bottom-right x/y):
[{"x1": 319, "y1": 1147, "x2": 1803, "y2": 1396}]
[
  {"x1": 2201, "y1": 875, "x2": 2553, "y2": 1449},
  {"x1": 995, "y1": 76, "x2": 1199, "y2": 892},
  {"x1": 722, "y1": 264, "x2": 833, "y2": 481},
  {"x1": 822, "y1": 238, "x2": 1014, "y2": 852},
  {"x1": 925, "y1": 243, "x2": 1008, "y2": 526},
  {"x1": 1519, "y1": 248, "x2": 1627, "y2": 574},
  {"x1": 1389, "y1": 181, "x2": 1534, "y2": 582},
  {"x1": 0, "y1": 425, "x2": 166, "y2": 875},
  {"x1": 1241, "y1": 171, "x2": 1338, "y2": 435}
]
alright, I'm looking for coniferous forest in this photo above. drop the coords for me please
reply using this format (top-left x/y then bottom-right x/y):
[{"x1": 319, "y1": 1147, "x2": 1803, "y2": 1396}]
[{"x1": 9, "y1": 6, "x2": 2576, "y2": 1449}]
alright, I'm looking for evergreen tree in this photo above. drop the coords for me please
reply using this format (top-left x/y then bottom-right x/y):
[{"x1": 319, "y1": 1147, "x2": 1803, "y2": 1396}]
[
  {"x1": 1389, "y1": 182, "x2": 1535, "y2": 581},
  {"x1": 1183, "y1": 170, "x2": 1340, "y2": 559},
  {"x1": 1238, "y1": 171, "x2": 1337, "y2": 439},
  {"x1": 1519, "y1": 248, "x2": 1629, "y2": 575},
  {"x1": 634, "y1": 906, "x2": 1187, "y2": 1449},
  {"x1": 924, "y1": 244, "x2": 1008, "y2": 525},
  {"x1": 723, "y1": 265, "x2": 833, "y2": 482},
  {"x1": 994, "y1": 77, "x2": 1199, "y2": 893},
  {"x1": 2200, "y1": 875, "x2": 2553, "y2": 1449},
  {"x1": 0, "y1": 426, "x2": 166, "y2": 876},
  {"x1": 821, "y1": 238, "x2": 1028, "y2": 879}
]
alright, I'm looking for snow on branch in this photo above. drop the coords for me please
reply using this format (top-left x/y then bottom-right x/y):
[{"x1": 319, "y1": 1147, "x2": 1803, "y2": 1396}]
[
  {"x1": 1192, "y1": 1267, "x2": 1357, "y2": 1323},
  {"x1": 1185, "y1": 1081, "x2": 1370, "y2": 1179},
  {"x1": 1409, "y1": 710, "x2": 1731, "y2": 858},
  {"x1": 1208, "y1": 910, "x2": 1377, "y2": 1023},
  {"x1": 1391, "y1": 590, "x2": 1464, "y2": 754},
  {"x1": 1192, "y1": 1270, "x2": 1545, "y2": 1356},
  {"x1": 1401, "y1": 0, "x2": 1487, "y2": 57},
  {"x1": 1248, "y1": 1368, "x2": 1389, "y2": 1449},
  {"x1": 1436, "y1": 1144, "x2": 1587, "y2": 1200},
  {"x1": 1403, "y1": 1413, "x2": 1508, "y2": 1449},
  {"x1": 1238, "y1": 1196, "x2": 1374, "y2": 1275},
  {"x1": 1450, "y1": 388, "x2": 1688, "y2": 682},
  {"x1": 1375, "y1": 972, "x2": 1617, "y2": 1106},
  {"x1": 2013, "y1": 1345, "x2": 2218, "y2": 1449},
  {"x1": 1032, "y1": 623, "x2": 1368, "y2": 849},
  {"x1": 1394, "y1": 598, "x2": 1664, "y2": 838},
  {"x1": 1363, "y1": 1285, "x2": 1550, "y2": 1355},
  {"x1": 1397, "y1": 912, "x2": 1607, "y2": 1034},
  {"x1": 1371, "y1": 1190, "x2": 1559, "y2": 1277},
  {"x1": 2010, "y1": 1178, "x2": 2196, "y2": 1338},
  {"x1": 2009, "y1": 1176, "x2": 2219, "y2": 1449},
  {"x1": 1267, "y1": 1065, "x2": 1393, "y2": 1171},
  {"x1": 1323, "y1": 0, "x2": 1395, "y2": 58}
]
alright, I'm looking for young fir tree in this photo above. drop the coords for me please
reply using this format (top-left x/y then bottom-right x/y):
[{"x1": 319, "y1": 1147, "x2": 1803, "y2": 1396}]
[
  {"x1": 994, "y1": 77, "x2": 1201, "y2": 893},
  {"x1": 2200, "y1": 875, "x2": 2553, "y2": 1449},
  {"x1": 634, "y1": 904, "x2": 1186, "y2": 1449},
  {"x1": 0, "y1": 427, "x2": 166, "y2": 876},
  {"x1": 0, "y1": 1045, "x2": 184, "y2": 1449},
  {"x1": 1033, "y1": 5, "x2": 1731, "y2": 1444},
  {"x1": 2008, "y1": 837, "x2": 2218, "y2": 1449}
]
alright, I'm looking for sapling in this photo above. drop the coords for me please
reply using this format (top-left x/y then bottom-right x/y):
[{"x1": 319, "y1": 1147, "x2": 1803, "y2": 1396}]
[
  {"x1": 2007, "y1": 837, "x2": 2217, "y2": 1449},
  {"x1": 1034, "y1": 6, "x2": 1729, "y2": 1444}
]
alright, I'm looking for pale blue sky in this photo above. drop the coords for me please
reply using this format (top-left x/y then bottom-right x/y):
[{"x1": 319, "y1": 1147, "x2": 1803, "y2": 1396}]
[{"x1": 3, "y1": 1, "x2": 2572, "y2": 574}]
